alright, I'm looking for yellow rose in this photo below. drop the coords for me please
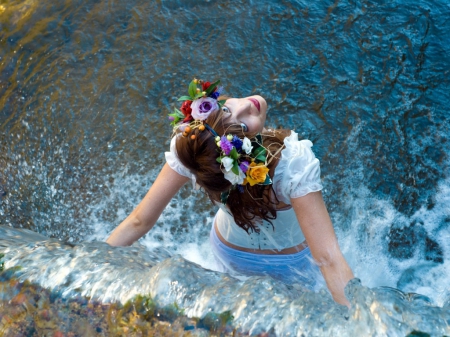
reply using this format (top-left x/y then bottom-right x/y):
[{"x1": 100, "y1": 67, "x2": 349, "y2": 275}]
[{"x1": 245, "y1": 162, "x2": 269, "y2": 186}]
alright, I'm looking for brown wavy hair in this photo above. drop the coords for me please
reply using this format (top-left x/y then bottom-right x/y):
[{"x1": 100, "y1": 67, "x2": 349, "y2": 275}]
[{"x1": 174, "y1": 107, "x2": 290, "y2": 233}]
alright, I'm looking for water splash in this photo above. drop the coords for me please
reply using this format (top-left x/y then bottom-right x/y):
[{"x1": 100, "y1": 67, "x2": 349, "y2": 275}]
[
  {"x1": 1, "y1": 225, "x2": 450, "y2": 335},
  {"x1": 1, "y1": 0, "x2": 450, "y2": 335}
]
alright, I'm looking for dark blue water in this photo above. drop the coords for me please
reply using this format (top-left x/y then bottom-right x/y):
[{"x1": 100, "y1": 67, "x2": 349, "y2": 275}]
[{"x1": 1, "y1": 0, "x2": 450, "y2": 335}]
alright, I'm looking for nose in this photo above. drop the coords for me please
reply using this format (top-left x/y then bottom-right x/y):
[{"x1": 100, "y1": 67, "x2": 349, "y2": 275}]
[{"x1": 233, "y1": 99, "x2": 253, "y2": 119}]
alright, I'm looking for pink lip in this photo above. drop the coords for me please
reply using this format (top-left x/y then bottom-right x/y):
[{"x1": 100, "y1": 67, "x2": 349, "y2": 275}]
[{"x1": 248, "y1": 98, "x2": 260, "y2": 112}]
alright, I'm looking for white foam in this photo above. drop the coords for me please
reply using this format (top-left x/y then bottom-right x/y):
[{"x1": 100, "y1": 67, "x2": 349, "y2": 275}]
[
  {"x1": 85, "y1": 133, "x2": 450, "y2": 306},
  {"x1": 87, "y1": 168, "x2": 218, "y2": 270},
  {"x1": 329, "y1": 120, "x2": 450, "y2": 305}
]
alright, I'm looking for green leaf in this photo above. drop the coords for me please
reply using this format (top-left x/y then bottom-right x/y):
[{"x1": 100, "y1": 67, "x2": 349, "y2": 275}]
[
  {"x1": 256, "y1": 154, "x2": 267, "y2": 162},
  {"x1": 253, "y1": 146, "x2": 267, "y2": 158},
  {"x1": 261, "y1": 175, "x2": 272, "y2": 185},
  {"x1": 177, "y1": 96, "x2": 192, "y2": 101},
  {"x1": 229, "y1": 148, "x2": 239, "y2": 160},
  {"x1": 231, "y1": 162, "x2": 239, "y2": 175},
  {"x1": 188, "y1": 80, "x2": 198, "y2": 98},
  {"x1": 168, "y1": 110, "x2": 183, "y2": 126},
  {"x1": 220, "y1": 192, "x2": 229, "y2": 204},
  {"x1": 173, "y1": 108, "x2": 185, "y2": 118},
  {"x1": 205, "y1": 80, "x2": 220, "y2": 95},
  {"x1": 168, "y1": 107, "x2": 188, "y2": 126},
  {"x1": 250, "y1": 134, "x2": 263, "y2": 148},
  {"x1": 194, "y1": 92, "x2": 204, "y2": 99},
  {"x1": 218, "y1": 99, "x2": 226, "y2": 107},
  {"x1": 216, "y1": 156, "x2": 223, "y2": 164},
  {"x1": 252, "y1": 145, "x2": 267, "y2": 162},
  {"x1": 170, "y1": 117, "x2": 180, "y2": 126},
  {"x1": 169, "y1": 120, "x2": 180, "y2": 127},
  {"x1": 256, "y1": 134, "x2": 263, "y2": 144}
]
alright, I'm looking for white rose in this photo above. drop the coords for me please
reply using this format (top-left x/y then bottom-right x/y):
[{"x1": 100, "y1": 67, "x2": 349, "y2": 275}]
[
  {"x1": 221, "y1": 157, "x2": 234, "y2": 172},
  {"x1": 242, "y1": 137, "x2": 253, "y2": 154},
  {"x1": 191, "y1": 97, "x2": 219, "y2": 121},
  {"x1": 223, "y1": 167, "x2": 246, "y2": 185}
]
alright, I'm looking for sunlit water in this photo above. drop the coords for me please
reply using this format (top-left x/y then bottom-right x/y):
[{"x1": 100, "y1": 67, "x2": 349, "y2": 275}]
[{"x1": 1, "y1": 0, "x2": 450, "y2": 335}]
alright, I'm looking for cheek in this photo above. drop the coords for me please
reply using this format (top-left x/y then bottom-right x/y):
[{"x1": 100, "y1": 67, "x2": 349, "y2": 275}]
[{"x1": 250, "y1": 118, "x2": 264, "y2": 133}]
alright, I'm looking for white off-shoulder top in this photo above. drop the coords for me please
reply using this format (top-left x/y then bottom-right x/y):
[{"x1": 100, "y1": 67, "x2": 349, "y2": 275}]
[{"x1": 165, "y1": 131, "x2": 323, "y2": 251}]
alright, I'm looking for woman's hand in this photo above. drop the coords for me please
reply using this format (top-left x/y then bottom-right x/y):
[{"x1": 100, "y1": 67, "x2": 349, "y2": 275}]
[
  {"x1": 291, "y1": 191, "x2": 354, "y2": 307},
  {"x1": 106, "y1": 163, "x2": 190, "y2": 246}
]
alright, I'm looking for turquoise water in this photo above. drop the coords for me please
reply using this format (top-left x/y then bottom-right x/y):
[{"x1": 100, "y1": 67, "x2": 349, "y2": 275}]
[{"x1": 1, "y1": 0, "x2": 450, "y2": 335}]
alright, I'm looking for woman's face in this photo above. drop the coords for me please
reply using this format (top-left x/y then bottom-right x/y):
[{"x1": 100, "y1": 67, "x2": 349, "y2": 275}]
[{"x1": 221, "y1": 95, "x2": 267, "y2": 133}]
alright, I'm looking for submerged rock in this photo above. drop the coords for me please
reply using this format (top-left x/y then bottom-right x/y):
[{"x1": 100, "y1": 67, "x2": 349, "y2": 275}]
[{"x1": 1, "y1": 226, "x2": 450, "y2": 336}]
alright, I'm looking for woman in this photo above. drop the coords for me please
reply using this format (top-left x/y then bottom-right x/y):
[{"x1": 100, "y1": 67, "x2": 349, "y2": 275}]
[{"x1": 106, "y1": 79, "x2": 354, "y2": 306}]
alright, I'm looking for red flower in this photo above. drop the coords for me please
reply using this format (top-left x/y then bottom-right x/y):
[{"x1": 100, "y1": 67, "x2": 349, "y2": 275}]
[
  {"x1": 202, "y1": 82, "x2": 211, "y2": 91},
  {"x1": 180, "y1": 100, "x2": 193, "y2": 122},
  {"x1": 202, "y1": 81, "x2": 217, "y2": 92}
]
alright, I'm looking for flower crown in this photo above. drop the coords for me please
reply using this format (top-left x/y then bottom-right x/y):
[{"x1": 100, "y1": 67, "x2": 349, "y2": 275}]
[
  {"x1": 169, "y1": 79, "x2": 272, "y2": 203},
  {"x1": 215, "y1": 133, "x2": 272, "y2": 203},
  {"x1": 168, "y1": 79, "x2": 225, "y2": 127}
]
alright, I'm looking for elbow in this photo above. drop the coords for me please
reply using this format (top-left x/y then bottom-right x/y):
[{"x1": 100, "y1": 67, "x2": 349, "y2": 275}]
[
  {"x1": 106, "y1": 214, "x2": 151, "y2": 247},
  {"x1": 129, "y1": 214, "x2": 148, "y2": 231},
  {"x1": 129, "y1": 215, "x2": 142, "y2": 228},
  {"x1": 311, "y1": 241, "x2": 343, "y2": 268},
  {"x1": 129, "y1": 211, "x2": 156, "y2": 233},
  {"x1": 314, "y1": 254, "x2": 338, "y2": 269},
  {"x1": 314, "y1": 249, "x2": 354, "y2": 278},
  {"x1": 314, "y1": 250, "x2": 354, "y2": 283}
]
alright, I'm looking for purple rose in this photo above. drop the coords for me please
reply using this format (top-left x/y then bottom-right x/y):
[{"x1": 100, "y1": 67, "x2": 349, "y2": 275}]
[
  {"x1": 191, "y1": 97, "x2": 219, "y2": 120},
  {"x1": 200, "y1": 101, "x2": 212, "y2": 111}
]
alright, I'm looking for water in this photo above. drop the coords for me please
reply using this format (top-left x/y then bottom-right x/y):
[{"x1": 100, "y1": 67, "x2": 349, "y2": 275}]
[{"x1": 1, "y1": 0, "x2": 450, "y2": 335}]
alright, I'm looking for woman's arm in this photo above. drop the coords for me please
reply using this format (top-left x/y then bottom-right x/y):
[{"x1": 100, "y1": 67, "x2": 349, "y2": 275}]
[
  {"x1": 291, "y1": 191, "x2": 354, "y2": 306},
  {"x1": 106, "y1": 163, "x2": 190, "y2": 246}
]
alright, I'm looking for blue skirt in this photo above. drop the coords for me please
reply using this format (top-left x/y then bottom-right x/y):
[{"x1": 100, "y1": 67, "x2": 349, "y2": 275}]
[{"x1": 210, "y1": 226, "x2": 324, "y2": 291}]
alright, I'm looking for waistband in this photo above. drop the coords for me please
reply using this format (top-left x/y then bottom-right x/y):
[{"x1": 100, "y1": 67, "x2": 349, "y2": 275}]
[
  {"x1": 210, "y1": 226, "x2": 323, "y2": 289},
  {"x1": 214, "y1": 223, "x2": 308, "y2": 254},
  {"x1": 212, "y1": 225, "x2": 311, "y2": 260}
]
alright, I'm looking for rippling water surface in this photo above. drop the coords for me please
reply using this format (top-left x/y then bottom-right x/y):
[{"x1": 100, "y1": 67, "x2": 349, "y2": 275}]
[{"x1": 1, "y1": 0, "x2": 450, "y2": 335}]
